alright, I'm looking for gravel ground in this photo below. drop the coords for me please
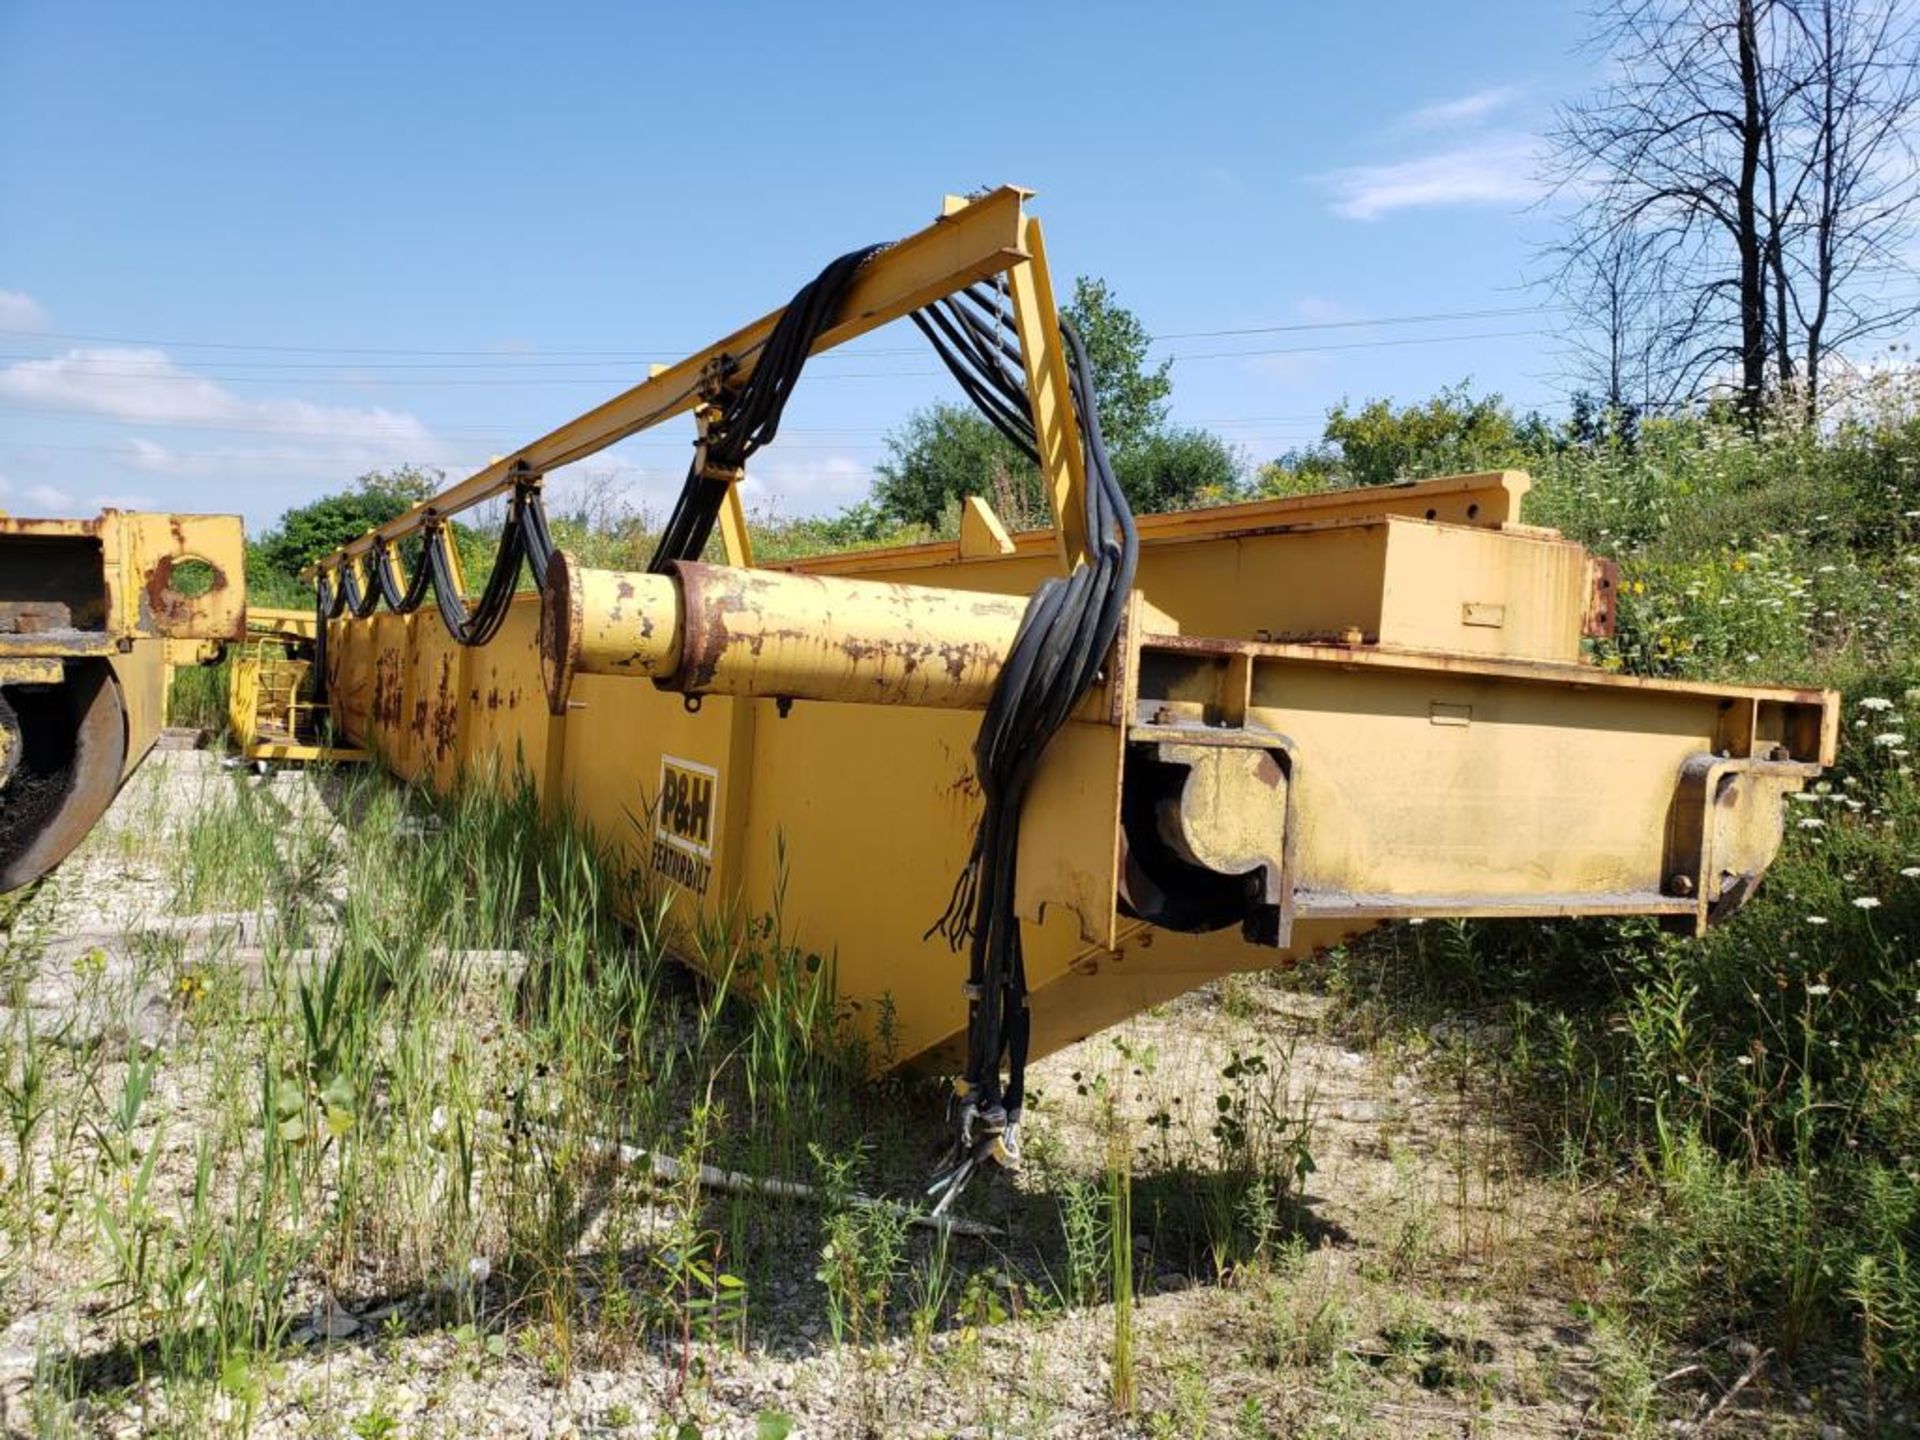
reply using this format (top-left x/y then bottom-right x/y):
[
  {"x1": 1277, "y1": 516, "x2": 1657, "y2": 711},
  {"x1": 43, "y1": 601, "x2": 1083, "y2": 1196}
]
[{"x1": 0, "y1": 751, "x2": 1858, "y2": 1438}]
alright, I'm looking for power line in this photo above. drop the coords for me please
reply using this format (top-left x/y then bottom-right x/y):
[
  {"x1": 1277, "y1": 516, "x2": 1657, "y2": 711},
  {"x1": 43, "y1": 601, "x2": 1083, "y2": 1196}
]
[
  {"x1": 0, "y1": 434, "x2": 885, "y2": 458},
  {"x1": 0, "y1": 326, "x2": 929, "y2": 360},
  {"x1": 0, "y1": 301, "x2": 1582, "y2": 363},
  {"x1": 0, "y1": 324, "x2": 1573, "y2": 391},
  {"x1": 1169, "y1": 328, "x2": 1549, "y2": 361},
  {"x1": 7, "y1": 289, "x2": 1912, "y2": 366},
  {"x1": 0, "y1": 404, "x2": 900, "y2": 440},
  {"x1": 1151, "y1": 304, "x2": 1554, "y2": 339},
  {"x1": 4, "y1": 287, "x2": 1913, "y2": 370},
  {"x1": 0, "y1": 367, "x2": 949, "y2": 386},
  {"x1": 0, "y1": 303, "x2": 1562, "y2": 359}
]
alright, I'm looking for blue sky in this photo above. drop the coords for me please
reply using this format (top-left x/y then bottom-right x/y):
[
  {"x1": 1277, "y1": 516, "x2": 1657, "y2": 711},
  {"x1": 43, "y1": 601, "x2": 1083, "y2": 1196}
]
[{"x1": 0, "y1": 2, "x2": 1597, "y2": 531}]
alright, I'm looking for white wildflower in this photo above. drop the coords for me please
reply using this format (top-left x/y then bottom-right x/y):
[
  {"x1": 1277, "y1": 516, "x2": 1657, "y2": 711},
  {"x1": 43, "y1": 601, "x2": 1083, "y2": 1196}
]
[
  {"x1": 1853, "y1": 896, "x2": 1882, "y2": 909},
  {"x1": 1860, "y1": 696, "x2": 1896, "y2": 712},
  {"x1": 1807, "y1": 983, "x2": 1832, "y2": 995}
]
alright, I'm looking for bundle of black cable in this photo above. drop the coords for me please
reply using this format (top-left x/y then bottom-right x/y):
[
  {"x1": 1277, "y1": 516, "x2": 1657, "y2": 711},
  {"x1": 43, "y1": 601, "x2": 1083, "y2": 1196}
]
[
  {"x1": 932, "y1": 317, "x2": 1139, "y2": 1148},
  {"x1": 648, "y1": 243, "x2": 884, "y2": 571},
  {"x1": 310, "y1": 476, "x2": 554, "y2": 694}
]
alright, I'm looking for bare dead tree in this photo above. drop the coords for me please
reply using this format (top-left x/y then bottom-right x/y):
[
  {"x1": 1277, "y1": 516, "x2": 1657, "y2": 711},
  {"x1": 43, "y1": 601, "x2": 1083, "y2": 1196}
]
[
  {"x1": 1547, "y1": 0, "x2": 1920, "y2": 423},
  {"x1": 1780, "y1": 0, "x2": 1920, "y2": 413},
  {"x1": 1551, "y1": 222, "x2": 1697, "y2": 412}
]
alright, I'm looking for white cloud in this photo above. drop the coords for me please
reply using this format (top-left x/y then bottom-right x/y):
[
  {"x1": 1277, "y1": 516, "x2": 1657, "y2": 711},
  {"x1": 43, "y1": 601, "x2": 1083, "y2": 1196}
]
[
  {"x1": 1403, "y1": 85, "x2": 1525, "y2": 132},
  {"x1": 0, "y1": 346, "x2": 434, "y2": 446},
  {"x1": 0, "y1": 291, "x2": 46, "y2": 332},
  {"x1": 1321, "y1": 135, "x2": 1544, "y2": 220},
  {"x1": 0, "y1": 346, "x2": 461, "y2": 525},
  {"x1": 744, "y1": 453, "x2": 875, "y2": 514},
  {"x1": 21, "y1": 483, "x2": 74, "y2": 513}
]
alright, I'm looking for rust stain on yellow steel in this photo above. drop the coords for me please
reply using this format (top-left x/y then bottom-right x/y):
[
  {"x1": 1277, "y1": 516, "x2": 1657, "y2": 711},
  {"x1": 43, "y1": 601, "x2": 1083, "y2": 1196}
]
[
  {"x1": 301, "y1": 188, "x2": 1838, "y2": 1077},
  {"x1": 667, "y1": 562, "x2": 1027, "y2": 707},
  {"x1": 0, "y1": 659, "x2": 63, "y2": 685},
  {"x1": 543, "y1": 555, "x2": 1030, "y2": 713},
  {"x1": 0, "y1": 510, "x2": 246, "y2": 891},
  {"x1": 539, "y1": 553, "x2": 683, "y2": 707},
  {"x1": 326, "y1": 463, "x2": 1837, "y2": 1074}
]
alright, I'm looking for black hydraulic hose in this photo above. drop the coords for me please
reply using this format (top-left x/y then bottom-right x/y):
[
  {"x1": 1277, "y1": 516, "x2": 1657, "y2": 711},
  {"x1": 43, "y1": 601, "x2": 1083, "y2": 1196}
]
[
  {"x1": 913, "y1": 306, "x2": 1040, "y2": 464},
  {"x1": 338, "y1": 559, "x2": 382, "y2": 620},
  {"x1": 308, "y1": 477, "x2": 555, "y2": 699},
  {"x1": 371, "y1": 536, "x2": 433, "y2": 614},
  {"x1": 649, "y1": 243, "x2": 884, "y2": 571},
  {"x1": 928, "y1": 314, "x2": 1138, "y2": 1133},
  {"x1": 912, "y1": 287, "x2": 1043, "y2": 463}
]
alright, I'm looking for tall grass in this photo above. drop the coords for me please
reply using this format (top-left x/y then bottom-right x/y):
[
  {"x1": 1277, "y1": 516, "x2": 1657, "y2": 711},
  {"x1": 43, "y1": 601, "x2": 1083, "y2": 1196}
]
[
  {"x1": 1, "y1": 751, "x2": 997, "y2": 1432},
  {"x1": 1311, "y1": 383, "x2": 1920, "y2": 1399},
  {"x1": 165, "y1": 656, "x2": 229, "y2": 733}
]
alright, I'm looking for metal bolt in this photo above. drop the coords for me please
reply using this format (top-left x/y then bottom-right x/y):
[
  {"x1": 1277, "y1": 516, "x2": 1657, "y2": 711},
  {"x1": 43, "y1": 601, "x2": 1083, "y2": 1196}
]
[{"x1": 1669, "y1": 873, "x2": 1695, "y2": 896}]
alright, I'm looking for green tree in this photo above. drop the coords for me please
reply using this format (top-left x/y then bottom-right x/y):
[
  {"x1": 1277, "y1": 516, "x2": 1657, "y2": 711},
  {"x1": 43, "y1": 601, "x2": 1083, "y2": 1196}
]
[
  {"x1": 254, "y1": 465, "x2": 441, "y2": 582},
  {"x1": 872, "y1": 403, "x2": 1038, "y2": 529},
  {"x1": 1112, "y1": 428, "x2": 1240, "y2": 513},
  {"x1": 1317, "y1": 384, "x2": 1523, "y2": 487},
  {"x1": 873, "y1": 277, "x2": 1235, "y2": 526},
  {"x1": 1255, "y1": 443, "x2": 1345, "y2": 498},
  {"x1": 1060, "y1": 276, "x2": 1170, "y2": 456}
]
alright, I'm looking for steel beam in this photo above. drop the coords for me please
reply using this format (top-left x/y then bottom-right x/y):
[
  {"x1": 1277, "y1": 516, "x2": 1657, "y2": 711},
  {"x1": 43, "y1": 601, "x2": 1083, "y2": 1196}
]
[{"x1": 308, "y1": 186, "x2": 1034, "y2": 574}]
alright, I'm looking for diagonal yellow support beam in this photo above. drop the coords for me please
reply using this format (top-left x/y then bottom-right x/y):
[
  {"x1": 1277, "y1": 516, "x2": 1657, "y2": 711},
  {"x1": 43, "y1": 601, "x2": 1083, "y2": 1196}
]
[
  {"x1": 308, "y1": 186, "x2": 1034, "y2": 577},
  {"x1": 1005, "y1": 214, "x2": 1090, "y2": 573}
]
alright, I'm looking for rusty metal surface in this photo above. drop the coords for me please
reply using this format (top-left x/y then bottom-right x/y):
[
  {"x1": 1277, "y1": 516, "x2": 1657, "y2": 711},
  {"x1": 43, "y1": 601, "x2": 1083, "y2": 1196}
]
[
  {"x1": 298, "y1": 188, "x2": 1841, "y2": 1076},
  {"x1": 0, "y1": 691, "x2": 17, "y2": 790},
  {"x1": 0, "y1": 659, "x2": 127, "y2": 891},
  {"x1": 670, "y1": 561, "x2": 1027, "y2": 706},
  {"x1": 328, "y1": 466, "x2": 1843, "y2": 1074},
  {"x1": 0, "y1": 511, "x2": 246, "y2": 644},
  {"x1": 1585, "y1": 555, "x2": 1622, "y2": 638},
  {"x1": 543, "y1": 556, "x2": 1030, "y2": 712},
  {"x1": 0, "y1": 510, "x2": 248, "y2": 891}
]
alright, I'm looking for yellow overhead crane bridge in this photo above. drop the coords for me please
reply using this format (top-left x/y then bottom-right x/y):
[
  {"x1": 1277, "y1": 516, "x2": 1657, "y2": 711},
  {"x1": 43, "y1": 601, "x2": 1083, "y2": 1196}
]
[{"x1": 0, "y1": 188, "x2": 1838, "y2": 1193}]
